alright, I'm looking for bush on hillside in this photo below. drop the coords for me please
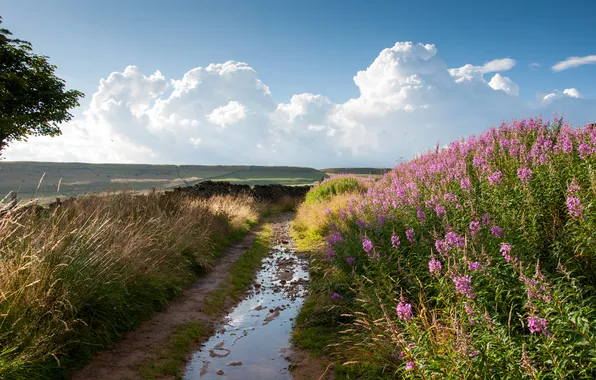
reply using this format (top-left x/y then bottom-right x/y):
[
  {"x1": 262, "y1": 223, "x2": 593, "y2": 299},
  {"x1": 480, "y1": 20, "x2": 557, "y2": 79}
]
[
  {"x1": 304, "y1": 175, "x2": 369, "y2": 205},
  {"x1": 306, "y1": 117, "x2": 596, "y2": 378}
]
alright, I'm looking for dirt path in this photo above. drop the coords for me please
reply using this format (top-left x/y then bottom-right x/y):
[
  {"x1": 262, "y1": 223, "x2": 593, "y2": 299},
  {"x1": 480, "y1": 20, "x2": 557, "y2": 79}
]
[
  {"x1": 72, "y1": 218, "x2": 277, "y2": 380},
  {"x1": 72, "y1": 213, "x2": 331, "y2": 380}
]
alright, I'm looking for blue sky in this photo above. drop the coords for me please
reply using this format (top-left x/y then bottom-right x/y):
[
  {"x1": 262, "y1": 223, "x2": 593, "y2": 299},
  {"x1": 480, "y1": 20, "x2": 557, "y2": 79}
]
[
  {"x1": 4, "y1": 0, "x2": 596, "y2": 104},
  {"x1": 3, "y1": 0, "x2": 596, "y2": 166}
]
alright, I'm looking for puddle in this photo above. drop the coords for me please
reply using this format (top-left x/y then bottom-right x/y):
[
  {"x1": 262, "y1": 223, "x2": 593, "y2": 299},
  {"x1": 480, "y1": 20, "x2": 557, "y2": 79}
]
[{"x1": 184, "y1": 242, "x2": 308, "y2": 380}]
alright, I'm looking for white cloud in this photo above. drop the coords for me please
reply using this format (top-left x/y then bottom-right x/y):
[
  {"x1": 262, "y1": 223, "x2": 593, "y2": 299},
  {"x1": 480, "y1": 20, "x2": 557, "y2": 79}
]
[
  {"x1": 206, "y1": 101, "x2": 247, "y2": 129},
  {"x1": 540, "y1": 88, "x2": 583, "y2": 105},
  {"x1": 488, "y1": 73, "x2": 520, "y2": 96},
  {"x1": 552, "y1": 55, "x2": 596, "y2": 72},
  {"x1": 4, "y1": 42, "x2": 596, "y2": 167},
  {"x1": 529, "y1": 62, "x2": 541, "y2": 70}
]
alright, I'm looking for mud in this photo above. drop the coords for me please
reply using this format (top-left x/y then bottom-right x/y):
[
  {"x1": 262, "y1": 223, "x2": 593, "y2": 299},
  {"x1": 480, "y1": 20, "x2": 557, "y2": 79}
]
[{"x1": 183, "y1": 218, "x2": 308, "y2": 379}]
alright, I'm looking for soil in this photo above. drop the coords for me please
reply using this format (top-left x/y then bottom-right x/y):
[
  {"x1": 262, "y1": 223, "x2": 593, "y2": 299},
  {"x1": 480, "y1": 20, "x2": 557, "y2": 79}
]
[{"x1": 71, "y1": 213, "x2": 332, "y2": 380}]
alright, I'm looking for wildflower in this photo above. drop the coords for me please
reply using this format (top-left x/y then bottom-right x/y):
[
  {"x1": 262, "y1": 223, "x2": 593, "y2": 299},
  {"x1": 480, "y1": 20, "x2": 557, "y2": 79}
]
[
  {"x1": 435, "y1": 239, "x2": 448, "y2": 255},
  {"x1": 491, "y1": 225, "x2": 504, "y2": 238},
  {"x1": 488, "y1": 170, "x2": 503, "y2": 185},
  {"x1": 362, "y1": 237, "x2": 373, "y2": 253},
  {"x1": 469, "y1": 221, "x2": 481, "y2": 237},
  {"x1": 568, "y1": 178, "x2": 581, "y2": 195},
  {"x1": 326, "y1": 231, "x2": 343, "y2": 246},
  {"x1": 453, "y1": 275, "x2": 475, "y2": 298},
  {"x1": 377, "y1": 214, "x2": 386, "y2": 226},
  {"x1": 356, "y1": 219, "x2": 367, "y2": 228},
  {"x1": 391, "y1": 234, "x2": 401, "y2": 249},
  {"x1": 468, "y1": 262, "x2": 482, "y2": 271},
  {"x1": 416, "y1": 207, "x2": 426, "y2": 223},
  {"x1": 324, "y1": 247, "x2": 335, "y2": 262},
  {"x1": 578, "y1": 143, "x2": 592, "y2": 159},
  {"x1": 324, "y1": 208, "x2": 332, "y2": 216},
  {"x1": 500, "y1": 243, "x2": 516, "y2": 263},
  {"x1": 527, "y1": 316, "x2": 551, "y2": 337},
  {"x1": 396, "y1": 301, "x2": 413, "y2": 321},
  {"x1": 517, "y1": 167, "x2": 532, "y2": 184},
  {"x1": 435, "y1": 204, "x2": 446, "y2": 217},
  {"x1": 482, "y1": 213, "x2": 491, "y2": 226},
  {"x1": 445, "y1": 232, "x2": 465, "y2": 247},
  {"x1": 330, "y1": 292, "x2": 343, "y2": 301},
  {"x1": 392, "y1": 351, "x2": 405, "y2": 361},
  {"x1": 406, "y1": 229, "x2": 415, "y2": 243},
  {"x1": 465, "y1": 304, "x2": 475, "y2": 315},
  {"x1": 346, "y1": 256, "x2": 356, "y2": 265},
  {"x1": 566, "y1": 196, "x2": 583, "y2": 219},
  {"x1": 470, "y1": 350, "x2": 479, "y2": 358},
  {"x1": 429, "y1": 258, "x2": 442, "y2": 275},
  {"x1": 460, "y1": 177, "x2": 472, "y2": 191},
  {"x1": 405, "y1": 361, "x2": 416, "y2": 371}
]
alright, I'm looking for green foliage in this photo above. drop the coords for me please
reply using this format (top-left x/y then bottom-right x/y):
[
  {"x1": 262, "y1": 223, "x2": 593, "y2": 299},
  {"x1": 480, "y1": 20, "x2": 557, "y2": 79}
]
[
  {"x1": 0, "y1": 16, "x2": 83, "y2": 154},
  {"x1": 305, "y1": 176, "x2": 366, "y2": 204},
  {"x1": 296, "y1": 119, "x2": 596, "y2": 378}
]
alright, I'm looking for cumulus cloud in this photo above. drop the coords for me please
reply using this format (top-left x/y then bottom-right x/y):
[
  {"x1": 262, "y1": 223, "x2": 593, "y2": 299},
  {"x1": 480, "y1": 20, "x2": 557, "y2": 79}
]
[
  {"x1": 552, "y1": 55, "x2": 596, "y2": 72},
  {"x1": 488, "y1": 73, "x2": 520, "y2": 96},
  {"x1": 4, "y1": 42, "x2": 596, "y2": 167}
]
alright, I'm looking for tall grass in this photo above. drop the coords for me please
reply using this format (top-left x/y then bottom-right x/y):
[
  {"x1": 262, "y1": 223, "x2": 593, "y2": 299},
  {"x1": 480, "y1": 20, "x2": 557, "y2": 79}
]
[
  {"x1": 295, "y1": 118, "x2": 596, "y2": 378},
  {"x1": 0, "y1": 192, "x2": 258, "y2": 379}
]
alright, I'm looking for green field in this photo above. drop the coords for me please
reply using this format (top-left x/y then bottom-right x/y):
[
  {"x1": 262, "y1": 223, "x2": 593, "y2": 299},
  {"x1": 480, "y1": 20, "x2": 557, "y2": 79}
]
[
  {"x1": 321, "y1": 167, "x2": 391, "y2": 176},
  {"x1": 0, "y1": 161, "x2": 327, "y2": 202}
]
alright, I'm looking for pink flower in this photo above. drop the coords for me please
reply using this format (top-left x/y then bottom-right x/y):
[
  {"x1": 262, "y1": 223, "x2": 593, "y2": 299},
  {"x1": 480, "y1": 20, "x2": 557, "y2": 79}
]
[
  {"x1": 396, "y1": 301, "x2": 413, "y2": 321},
  {"x1": 405, "y1": 361, "x2": 415, "y2": 371},
  {"x1": 566, "y1": 196, "x2": 583, "y2": 219},
  {"x1": 406, "y1": 229, "x2": 415, "y2": 243},
  {"x1": 429, "y1": 258, "x2": 442, "y2": 275},
  {"x1": 391, "y1": 234, "x2": 401, "y2": 249},
  {"x1": 453, "y1": 275, "x2": 475, "y2": 298},
  {"x1": 527, "y1": 316, "x2": 551, "y2": 337},
  {"x1": 362, "y1": 237, "x2": 373, "y2": 253},
  {"x1": 517, "y1": 167, "x2": 532, "y2": 184}
]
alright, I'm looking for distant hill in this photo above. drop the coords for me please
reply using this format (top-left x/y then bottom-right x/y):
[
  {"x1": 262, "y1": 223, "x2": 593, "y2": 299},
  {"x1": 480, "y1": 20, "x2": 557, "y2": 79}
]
[
  {"x1": 321, "y1": 167, "x2": 392, "y2": 176},
  {"x1": 0, "y1": 161, "x2": 326, "y2": 202}
]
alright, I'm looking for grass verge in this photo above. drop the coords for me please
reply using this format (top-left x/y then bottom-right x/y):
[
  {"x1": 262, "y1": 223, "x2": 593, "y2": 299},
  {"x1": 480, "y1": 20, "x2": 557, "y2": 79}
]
[{"x1": 138, "y1": 223, "x2": 275, "y2": 379}]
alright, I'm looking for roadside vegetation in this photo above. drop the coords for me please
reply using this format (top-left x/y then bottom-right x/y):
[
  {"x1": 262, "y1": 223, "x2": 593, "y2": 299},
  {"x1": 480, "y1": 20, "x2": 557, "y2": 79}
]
[
  {"x1": 0, "y1": 192, "x2": 258, "y2": 379},
  {"x1": 293, "y1": 118, "x2": 596, "y2": 378}
]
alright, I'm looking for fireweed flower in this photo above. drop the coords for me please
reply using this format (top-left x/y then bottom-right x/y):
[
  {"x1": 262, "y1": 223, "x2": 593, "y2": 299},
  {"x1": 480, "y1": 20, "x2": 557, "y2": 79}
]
[
  {"x1": 405, "y1": 361, "x2": 416, "y2": 371},
  {"x1": 460, "y1": 177, "x2": 472, "y2": 191},
  {"x1": 453, "y1": 275, "x2": 475, "y2": 298},
  {"x1": 391, "y1": 234, "x2": 401, "y2": 249},
  {"x1": 362, "y1": 237, "x2": 373, "y2": 253},
  {"x1": 326, "y1": 231, "x2": 343, "y2": 246},
  {"x1": 578, "y1": 143, "x2": 592, "y2": 159},
  {"x1": 468, "y1": 262, "x2": 482, "y2": 271},
  {"x1": 429, "y1": 258, "x2": 442, "y2": 275},
  {"x1": 566, "y1": 196, "x2": 583, "y2": 219},
  {"x1": 491, "y1": 225, "x2": 504, "y2": 238},
  {"x1": 482, "y1": 213, "x2": 491, "y2": 226},
  {"x1": 488, "y1": 170, "x2": 504, "y2": 185},
  {"x1": 416, "y1": 207, "x2": 426, "y2": 223},
  {"x1": 500, "y1": 243, "x2": 517, "y2": 263},
  {"x1": 568, "y1": 178, "x2": 581, "y2": 195},
  {"x1": 406, "y1": 229, "x2": 415, "y2": 243},
  {"x1": 324, "y1": 247, "x2": 335, "y2": 262},
  {"x1": 517, "y1": 167, "x2": 532, "y2": 184},
  {"x1": 346, "y1": 256, "x2": 356, "y2": 265},
  {"x1": 469, "y1": 221, "x2": 481, "y2": 237},
  {"x1": 324, "y1": 208, "x2": 332, "y2": 216},
  {"x1": 330, "y1": 292, "x2": 343, "y2": 301},
  {"x1": 445, "y1": 232, "x2": 465, "y2": 247},
  {"x1": 396, "y1": 301, "x2": 413, "y2": 321},
  {"x1": 435, "y1": 204, "x2": 446, "y2": 217},
  {"x1": 527, "y1": 317, "x2": 551, "y2": 337}
]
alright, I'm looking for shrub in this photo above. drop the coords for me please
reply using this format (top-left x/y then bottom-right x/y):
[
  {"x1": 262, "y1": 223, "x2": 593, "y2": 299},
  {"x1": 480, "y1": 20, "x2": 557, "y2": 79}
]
[
  {"x1": 303, "y1": 117, "x2": 596, "y2": 378},
  {"x1": 304, "y1": 175, "x2": 369, "y2": 205}
]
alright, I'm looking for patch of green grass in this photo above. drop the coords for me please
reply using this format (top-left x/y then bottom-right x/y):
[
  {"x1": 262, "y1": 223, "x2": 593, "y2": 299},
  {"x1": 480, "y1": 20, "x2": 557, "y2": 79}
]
[
  {"x1": 139, "y1": 323, "x2": 207, "y2": 380},
  {"x1": 203, "y1": 224, "x2": 274, "y2": 315}
]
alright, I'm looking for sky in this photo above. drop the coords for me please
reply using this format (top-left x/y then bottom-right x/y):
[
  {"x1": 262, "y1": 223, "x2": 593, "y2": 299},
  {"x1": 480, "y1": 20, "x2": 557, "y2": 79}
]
[{"x1": 2, "y1": 0, "x2": 596, "y2": 168}]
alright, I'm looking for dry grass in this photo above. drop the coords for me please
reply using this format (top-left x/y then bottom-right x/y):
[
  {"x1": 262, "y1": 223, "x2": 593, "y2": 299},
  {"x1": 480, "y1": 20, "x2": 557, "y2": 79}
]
[
  {"x1": 0, "y1": 192, "x2": 258, "y2": 379},
  {"x1": 292, "y1": 192, "x2": 363, "y2": 251}
]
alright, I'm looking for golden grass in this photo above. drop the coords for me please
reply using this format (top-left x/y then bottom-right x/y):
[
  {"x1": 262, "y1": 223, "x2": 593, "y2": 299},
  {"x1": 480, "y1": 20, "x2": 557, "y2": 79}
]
[
  {"x1": 0, "y1": 192, "x2": 258, "y2": 379},
  {"x1": 292, "y1": 192, "x2": 364, "y2": 251}
]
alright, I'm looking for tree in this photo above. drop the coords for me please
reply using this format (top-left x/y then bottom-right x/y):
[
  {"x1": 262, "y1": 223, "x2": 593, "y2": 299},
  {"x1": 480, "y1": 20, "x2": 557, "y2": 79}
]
[{"x1": 0, "y1": 16, "x2": 84, "y2": 155}]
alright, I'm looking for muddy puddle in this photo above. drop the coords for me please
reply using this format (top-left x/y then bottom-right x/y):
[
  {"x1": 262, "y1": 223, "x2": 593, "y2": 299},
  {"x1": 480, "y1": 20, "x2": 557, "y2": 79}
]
[{"x1": 184, "y1": 241, "x2": 308, "y2": 380}]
